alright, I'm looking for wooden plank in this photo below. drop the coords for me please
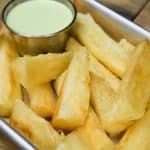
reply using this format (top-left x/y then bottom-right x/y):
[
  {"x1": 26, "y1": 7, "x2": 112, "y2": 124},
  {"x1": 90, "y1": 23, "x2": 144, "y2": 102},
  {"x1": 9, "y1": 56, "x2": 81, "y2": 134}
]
[
  {"x1": 98, "y1": 0, "x2": 148, "y2": 19},
  {"x1": 135, "y1": 1, "x2": 150, "y2": 31}
]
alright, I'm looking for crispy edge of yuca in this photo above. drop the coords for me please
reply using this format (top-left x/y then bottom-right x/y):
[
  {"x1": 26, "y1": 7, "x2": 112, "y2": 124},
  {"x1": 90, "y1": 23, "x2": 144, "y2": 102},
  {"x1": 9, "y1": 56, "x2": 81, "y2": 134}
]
[
  {"x1": 71, "y1": 13, "x2": 128, "y2": 78},
  {"x1": 52, "y1": 47, "x2": 90, "y2": 130}
]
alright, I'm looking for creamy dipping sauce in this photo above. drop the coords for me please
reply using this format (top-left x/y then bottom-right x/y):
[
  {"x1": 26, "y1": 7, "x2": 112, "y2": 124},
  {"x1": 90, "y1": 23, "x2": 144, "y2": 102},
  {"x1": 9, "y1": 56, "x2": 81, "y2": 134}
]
[{"x1": 6, "y1": 0, "x2": 73, "y2": 36}]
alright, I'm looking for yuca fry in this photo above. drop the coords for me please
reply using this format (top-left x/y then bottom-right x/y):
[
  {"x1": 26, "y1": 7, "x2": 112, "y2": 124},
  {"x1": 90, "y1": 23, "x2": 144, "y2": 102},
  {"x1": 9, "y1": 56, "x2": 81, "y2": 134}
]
[
  {"x1": 89, "y1": 54, "x2": 120, "y2": 91},
  {"x1": 56, "y1": 108, "x2": 115, "y2": 150},
  {"x1": 12, "y1": 51, "x2": 72, "y2": 86},
  {"x1": 10, "y1": 101, "x2": 63, "y2": 150},
  {"x1": 119, "y1": 39, "x2": 135, "y2": 54},
  {"x1": 118, "y1": 108, "x2": 150, "y2": 150},
  {"x1": 54, "y1": 70, "x2": 67, "y2": 96},
  {"x1": 76, "y1": 108, "x2": 115, "y2": 150},
  {"x1": 66, "y1": 37, "x2": 83, "y2": 52},
  {"x1": 71, "y1": 13, "x2": 128, "y2": 78},
  {"x1": 52, "y1": 47, "x2": 90, "y2": 130},
  {"x1": 55, "y1": 38, "x2": 84, "y2": 96},
  {"x1": 110, "y1": 40, "x2": 150, "y2": 121},
  {"x1": 91, "y1": 41, "x2": 150, "y2": 134},
  {"x1": 56, "y1": 131, "x2": 90, "y2": 150},
  {"x1": 26, "y1": 83, "x2": 56, "y2": 117},
  {"x1": 0, "y1": 38, "x2": 21, "y2": 117},
  {"x1": 90, "y1": 73, "x2": 132, "y2": 135},
  {"x1": 66, "y1": 37, "x2": 120, "y2": 91}
]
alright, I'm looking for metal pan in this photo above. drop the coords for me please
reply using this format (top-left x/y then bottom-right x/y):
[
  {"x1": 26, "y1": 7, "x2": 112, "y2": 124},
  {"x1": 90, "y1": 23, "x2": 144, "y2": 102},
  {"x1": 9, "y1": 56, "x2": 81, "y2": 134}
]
[
  {"x1": 73, "y1": 0, "x2": 150, "y2": 44},
  {"x1": 0, "y1": 0, "x2": 150, "y2": 149}
]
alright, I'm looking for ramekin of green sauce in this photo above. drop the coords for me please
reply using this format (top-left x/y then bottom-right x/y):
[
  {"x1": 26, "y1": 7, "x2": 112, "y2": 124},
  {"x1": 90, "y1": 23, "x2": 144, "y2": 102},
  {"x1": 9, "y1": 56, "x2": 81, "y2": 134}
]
[{"x1": 2, "y1": 0, "x2": 76, "y2": 55}]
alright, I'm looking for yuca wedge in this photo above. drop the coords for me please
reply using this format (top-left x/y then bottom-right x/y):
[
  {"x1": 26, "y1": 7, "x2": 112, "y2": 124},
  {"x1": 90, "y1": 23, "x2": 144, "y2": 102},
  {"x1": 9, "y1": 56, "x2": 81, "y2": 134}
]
[
  {"x1": 12, "y1": 51, "x2": 72, "y2": 86},
  {"x1": 55, "y1": 38, "x2": 85, "y2": 96},
  {"x1": 91, "y1": 41, "x2": 150, "y2": 135},
  {"x1": 0, "y1": 38, "x2": 21, "y2": 117},
  {"x1": 55, "y1": 38, "x2": 83, "y2": 96},
  {"x1": 56, "y1": 131, "x2": 90, "y2": 150},
  {"x1": 56, "y1": 108, "x2": 115, "y2": 150},
  {"x1": 119, "y1": 39, "x2": 135, "y2": 54},
  {"x1": 26, "y1": 83, "x2": 56, "y2": 117},
  {"x1": 66, "y1": 37, "x2": 120, "y2": 91},
  {"x1": 90, "y1": 74, "x2": 132, "y2": 135},
  {"x1": 76, "y1": 108, "x2": 115, "y2": 150},
  {"x1": 10, "y1": 101, "x2": 63, "y2": 150},
  {"x1": 119, "y1": 108, "x2": 150, "y2": 150},
  {"x1": 52, "y1": 47, "x2": 90, "y2": 130},
  {"x1": 89, "y1": 54, "x2": 120, "y2": 91},
  {"x1": 54, "y1": 37, "x2": 83, "y2": 96},
  {"x1": 54, "y1": 70, "x2": 67, "y2": 96},
  {"x1": 71, "y1": 13, "x2": 128, "y2": 78},
  {"x1": 110, "y1": 40, "x2": 150, "y2": 122},
  {"x1": 66, "y1": 37, "x2": 83, "y2": 53}
]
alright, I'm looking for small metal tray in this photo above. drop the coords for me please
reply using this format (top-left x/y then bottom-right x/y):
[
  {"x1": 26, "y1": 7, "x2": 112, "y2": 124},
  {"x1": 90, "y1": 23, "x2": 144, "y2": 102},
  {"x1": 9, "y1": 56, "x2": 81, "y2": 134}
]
[{"x1": 0, "y1": 0, "x2": 150, "y2": 149}]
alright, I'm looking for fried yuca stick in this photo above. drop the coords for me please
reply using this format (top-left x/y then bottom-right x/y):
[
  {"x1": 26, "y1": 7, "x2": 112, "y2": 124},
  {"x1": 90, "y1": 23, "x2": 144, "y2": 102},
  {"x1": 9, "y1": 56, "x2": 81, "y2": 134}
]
[
  {"x1": 118, "y1": 107, "x2": 150, "y2": 150},
  {"x1": 76, "y1": 108, "x2": 115, "y2": 150},
  {"x1": 90, "y1": 73, "x2": 133, "y2": 135},
  {"x1": 91, "y1": 41, "x2": 150, "y2": 135},
  {"x1": 11, "y1": 51, "x2": 72, "y2": 86},
  {"x1": 66, "y1": 37, "x2": 83, "y2": 52},
  {"x1": 56, "y1": 108, "x2": 115, "y2": 150},
  {"x1": 56, "y1": 131, "x2": 91, "y2": 150},
  {"x1": 52, "y1": 47, "x2": 90, "y2": 130},
  {"x1": 26, "y1": 83, "x2": 56, "y2": 118},
  {"x1": 119, "y1": 39, "x2": 135, "y2": 54},
  {"x1": 89, "y1": 54, "x2": 120, "y2": 91},
  {"x1": 66, "y1": 37, "x2": 121, "y2": 91},
  {"x1": 10, "y1": 101, "x2": 63, "y2": 150},
  {"x1": 71, "y1": 13, "x2": 128, "y2": 78},
  {"x1": 110, "y1": 40, "x2": 150, "y2": 121},
  {"x1": 0, "y1": 38, "x2": 21, "y2": 117},
  {"x1": 54, "y1": 70, "x2": 67, "y2": 96},
  {"x1": 55, "y1": 37, "x2": 120, "y2": 97}
]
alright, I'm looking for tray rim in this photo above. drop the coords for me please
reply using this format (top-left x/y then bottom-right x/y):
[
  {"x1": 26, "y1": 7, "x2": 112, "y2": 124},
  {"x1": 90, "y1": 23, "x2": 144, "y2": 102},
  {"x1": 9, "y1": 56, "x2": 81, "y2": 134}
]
[{"x1": 0, "y1": 0, "x2": 150, "y2": 149}]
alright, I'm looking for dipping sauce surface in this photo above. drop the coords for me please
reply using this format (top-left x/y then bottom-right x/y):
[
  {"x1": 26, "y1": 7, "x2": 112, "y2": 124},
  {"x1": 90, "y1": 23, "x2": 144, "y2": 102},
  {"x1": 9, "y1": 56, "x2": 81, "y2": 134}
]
[{"x1": 6, "y1": 0, "x2": 73, "y2": 36}]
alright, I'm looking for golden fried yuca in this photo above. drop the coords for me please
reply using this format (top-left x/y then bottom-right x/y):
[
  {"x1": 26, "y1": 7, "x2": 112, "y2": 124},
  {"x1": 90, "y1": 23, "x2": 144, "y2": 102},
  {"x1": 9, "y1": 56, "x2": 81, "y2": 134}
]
[
  {"x1": 66, "y1": 37, "x2": 120, "y2": 91},
  {"x1": 66, "y1": 37, "x2": 82, "y2": 52},
  {"x1": 12, "y1": 51, "x2": 72, "y2": 86},
  {"x1": 55, "y1": 38, "x2": 84, "y2": 96},
  {"x1": 76, "y1": 108, "x2": 115, "y2": 150},
  {"x1": 71, "y1": 13, "x2": 128, "y2": 78},
  {"x1": 90, "y1": 73, "x2": 132, "y2": 135},
  {"x1": 89, "y1": 54, "x2": 120, "y2": 91},
  {"x1": 0, "y1": 39, "x2": 21, "y2": 117},
  {"x1": 109, "y1": 40, "x2": 150, "y2": 122},
  {"x1": 119, "y1": 108, "x2": 150, "y2": 150},
  {"x1": 56, "y1": 131, "x2": 90, "y2": 150},
  {"x1": 10, "y1": 101, "x2": 63, "y2": 150},
  {"x1": 54, "y1": 37, "x2": 82, "y2": 96},
  {"x1": 56, "y1": 108, "x2": 115, "y2": 150},
  {"x1": 91, "y1": 41, "x2": 150, "y2": 134},
  {"x1": 119, "y1": 39, "x2": 135, "y2": 54},
  {"x1": 84, "y1": 107, "x2": 101, "y2": 128},
  {"x1": 54, "y1": 70, "x2": 67, "y2": 96},
  {"x1": 26, "y1": 83, "x2": 56, "y2": 117},
  {"x1": 52, "y1": 48, "x2": 90, "y2": 130}
]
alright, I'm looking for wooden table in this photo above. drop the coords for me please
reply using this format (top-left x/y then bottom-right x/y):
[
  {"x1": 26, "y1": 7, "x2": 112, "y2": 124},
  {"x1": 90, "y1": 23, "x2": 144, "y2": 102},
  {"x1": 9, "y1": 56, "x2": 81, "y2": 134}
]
[{"x1": 0, "y1": 0, "x2": 150, "y2": 31}]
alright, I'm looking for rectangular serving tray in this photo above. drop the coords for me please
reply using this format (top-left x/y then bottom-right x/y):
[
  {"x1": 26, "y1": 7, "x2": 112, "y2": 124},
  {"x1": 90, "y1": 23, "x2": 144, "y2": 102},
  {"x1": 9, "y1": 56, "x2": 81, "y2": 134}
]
[{"x1": 0, "y1": 0, "x2": 150, "y2": 149}]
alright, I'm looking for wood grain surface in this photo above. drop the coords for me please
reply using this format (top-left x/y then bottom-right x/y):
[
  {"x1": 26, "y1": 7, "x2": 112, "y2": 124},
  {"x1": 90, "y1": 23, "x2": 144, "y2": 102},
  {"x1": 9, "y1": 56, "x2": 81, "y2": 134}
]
[
  {"x1": 134, "y1": 1, "x2": 150, "y2": 31},
  {"x1": 98, "y1": 0, "x2": 149, "y2": 19}
]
